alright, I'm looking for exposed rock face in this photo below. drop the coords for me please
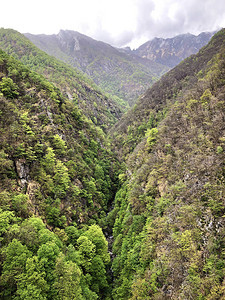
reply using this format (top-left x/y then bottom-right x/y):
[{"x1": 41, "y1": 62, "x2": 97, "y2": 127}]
[
  {"x1": 15, "y1": 159, "x2": 29, "y2": 187},
  {"x1": 134, "y1": 32, "x2": 216, "y2": 68},
  {"x1": 24, "y1": 30, "x2": 168, "y2": 106}
]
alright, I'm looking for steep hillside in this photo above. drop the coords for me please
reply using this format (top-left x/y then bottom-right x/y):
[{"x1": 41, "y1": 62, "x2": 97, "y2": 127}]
[
  {"x1": 0, "y1": 48, "x2": 120, "y2": 299},
  {"x1": 0, "y1": 28, "x2": 123, "y2": 130},
  {"x1": 109, "y1": 29, "x2": 225, "y2": 299},
  {"x1": 112, "y1": 29, "x2": 223, "y2": 158},
  {"x1": 133, "y1": 31, "x2": 215, "y2": 68},
  {"x1": 1, "y1": 25, "x2": 225, "y2": 300},
  {"x1": 25, "y1": 30, "x2": 169, "y2": 106},
  {"x1": 0, "y1": 48, "x2": 119, "y2": 226}
]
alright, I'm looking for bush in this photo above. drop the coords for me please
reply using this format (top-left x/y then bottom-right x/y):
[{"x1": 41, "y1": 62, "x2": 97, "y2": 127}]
[{"x1": 0, "y1": 77, "x2": 19, "y2": 99}]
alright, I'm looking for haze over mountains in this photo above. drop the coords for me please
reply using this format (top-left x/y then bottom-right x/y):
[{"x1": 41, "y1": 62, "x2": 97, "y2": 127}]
[
  {"x1": 132, "y1": 31, "x2": 216, "y2": 67},
  {"x1": 25, "y1": 30, "x2": 169, "y2": 106},
  {"x1": 25, "y1": 30, "x2": 214, "y2": 107},
  {"x1": 0, "y1": 26, "x2": 224, "y2": 300}
]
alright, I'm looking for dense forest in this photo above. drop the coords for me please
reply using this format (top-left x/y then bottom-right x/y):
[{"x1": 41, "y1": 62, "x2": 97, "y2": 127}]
[
  {"x1": 0, "y1": 28, "x2": 124, "y2": 131},
  {"x1": 0, "y1": 27, "x2": 225, "y2": 299}
]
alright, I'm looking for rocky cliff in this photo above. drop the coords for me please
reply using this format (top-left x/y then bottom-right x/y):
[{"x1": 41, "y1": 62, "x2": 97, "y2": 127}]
[{"x1": 133, "y1": 31, "x2": 215, "y2": 68}]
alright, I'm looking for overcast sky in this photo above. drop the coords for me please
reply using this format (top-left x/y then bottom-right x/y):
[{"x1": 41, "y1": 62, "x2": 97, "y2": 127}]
[{"x1": 1, "y1": 0, "x2": 225, "y2": 48}]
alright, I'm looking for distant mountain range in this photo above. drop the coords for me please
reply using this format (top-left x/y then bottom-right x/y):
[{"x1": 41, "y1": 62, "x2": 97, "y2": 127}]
[
  {"x1": 24, "y1": 30, "x2": 215, "y2": 106},
  {"x1": 0, "y1": 23, "x2": 225, "y2": 300},
  {"x1": 131, "y1": 31, "x2": 216, "y2": 68},
  {"x1": 0, "y1": 28, "x2": 122, "y2": 130},
  {"x1": 25, "y1": 30, "x2": 169, "y2": 106}
]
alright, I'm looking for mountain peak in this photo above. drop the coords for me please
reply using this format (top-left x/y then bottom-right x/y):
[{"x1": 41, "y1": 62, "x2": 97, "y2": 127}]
[
  {"x1": 25, "y1": 29, "x2": 168, "y2": 106},
  {"x1": 134, "y1": 31, "x2": 216, "y2": 68}
]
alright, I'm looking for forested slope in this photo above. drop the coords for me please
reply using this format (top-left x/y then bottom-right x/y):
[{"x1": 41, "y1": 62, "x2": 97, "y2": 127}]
[
  {"x1": 109, "y1": 29, "x2": 225, "y2": 299},
  {"x1": 0, "y1": 49, "x2": 118, "y2": 299},
  {"x1": 0, "y1": 26, "x2": 225, "y2": 300},
  {"x1": 0, "y1": 28, "x2": 123, "y2": 130},
  {"x1": 25, "y1": 30, "x2": 168, "y2": 106}
]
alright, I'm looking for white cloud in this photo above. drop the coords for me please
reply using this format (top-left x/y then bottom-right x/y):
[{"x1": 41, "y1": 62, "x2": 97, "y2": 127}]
[{"x1": 0, "y1": 0, "x2": 225, "y2": 48}]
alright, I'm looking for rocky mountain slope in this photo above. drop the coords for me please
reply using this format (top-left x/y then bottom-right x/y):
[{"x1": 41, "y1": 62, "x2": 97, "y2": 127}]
[
  {"x1": 0, "y1": 28, "x2": 123, "y2": 130},
  {"x1": 0, "y1": 48, "x2": 119, "y2": 299},
  {"x1": 110, "y1": 28, "x2": 225, "y2": 299},
  {"x1": 0, "y1": 24, "x2": 225, "y2": 300},
  {"x1": 133, "y1": 31, "x2": 215, "y2": 68},
  {"x1": 25, "y1": 30, "x2": 169, "y2": 106}
]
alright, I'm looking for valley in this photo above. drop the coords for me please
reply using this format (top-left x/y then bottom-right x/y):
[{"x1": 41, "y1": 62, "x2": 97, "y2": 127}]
[
  {"x1": 0, "y1": 27, "x2": 224, "y2": 300},
  {"x1": 25, "y1": 30, "x2": 169, "y2": 107}
]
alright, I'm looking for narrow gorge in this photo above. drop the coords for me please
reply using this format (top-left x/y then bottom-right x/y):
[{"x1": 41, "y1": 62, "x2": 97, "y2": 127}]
[{"x1": 0, "y1": 28, "x2": 225, "y2": 300}]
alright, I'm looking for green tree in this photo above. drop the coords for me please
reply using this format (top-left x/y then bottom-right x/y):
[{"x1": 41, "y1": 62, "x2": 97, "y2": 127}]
[
  {"x1": 54, "y1": 253, "x2": 82, "y2": 300},
  {"x1": 53, "y1": 160, "x2": 70, "y2": 197},
  {"x1": 65, "y1": 226, "x2": 80, "y2": 246},
  {"x1": 77, "y1": 236, "x2": 96, "y2": 271},
  {"x1": 90, "y1": 255, "x2": 109, "y2": 295},
  {"x1": 146, "y1": 127, "x2": 158, "y2": 151},
  {"x1": 12, "y1": 194, "x2": 29, "y2": 217},
  {"x1": 52, "y1": 134, "x2": 67, "y2": 155},
  {"x1": 0, "y1": 239, "x2": 31, "y2": 298},
  {"x1": 0, "y1": 77, "x2": 19, "y2": 99},
  {"x1": 37, "y1": 241, "x2": 60, "y2": 298},
  {"x1": 43, "y1": 147, "x2": 56, "y2": 173},
  {"x1": 0, "y1": 208, "x2": 15, "y2": 237},
  {"x1": 83, "y1": 224, "x2": 110, "y2": 264},
  {"x1": 15, "y1": 256, "x2": 49, "y2": 300}
]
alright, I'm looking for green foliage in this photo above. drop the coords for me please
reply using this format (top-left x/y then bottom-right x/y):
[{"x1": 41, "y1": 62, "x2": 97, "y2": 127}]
[
  {"x1": 109, "y1": 29, "x2": 225, "y2": 299},
  {"x1": 0, "y1": 77, "x2": 19, "y2": 99},
  {"x1": 216, "y1": 145, "x2": 223, "y2": 153},
  {"x1": 146, "y1": 127, "x2": 158, "y2": 151},
  {"x1": 54, "y1": 253, "x2": 82, "y2": 300},
  {"x1": 52, "y1": 134, "x2": 67, "y2": 155},
  {"x1": 53, "y1": 161, "x2": 70, "y2": 197},
  {"x1": 12, "y1": 194, "x2": 29, "y2": 217},
  {"x1": 90, "y1": 255, "x2": 109, "y2": 294},
  {"x1": 1, "y1": 239, "x2": 32, "y2": 297},
  {"x1": 65, "y1": 226, "x2": 80, "y2": 245},
  {"x1": 200, "y1": 88, "x2": 212, "y2": 105},
  {"x1": 0, "y1": 28, "x2": 123, "y2": 129},
  {"x1": 23, "y1": 30, "x2": 169, "y2": 107},
  {"x1": 42, "y1": 147, "x2": 56, "y2": 173},
  {"x1": 83, "y1": 224, "x2": 110, "y2": 264},
  {"x1": 77, "y1": 236, "x2": 96, "y2": 271},
  {"x1": 15, "y1": 256, "x2": 49, "y2": 300},
  {"x1": 1, "y1": 25, "x2": 225, "y2": 300},
  {"x1": 0, "y1": 42, "x2": 118, "y2": 300},
  {"x1": 0, "y1": 208, "x2": 15, "y2": 237}
]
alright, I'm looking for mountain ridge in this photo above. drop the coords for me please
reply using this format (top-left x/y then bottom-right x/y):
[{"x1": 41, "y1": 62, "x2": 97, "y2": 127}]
[
  {"x1": 25, "y1": 29, "x2": 169, "y2": 106},
  {"x1": 0, "y1": 25, "x2": 225, "y2": 300},
  {"x1": 132, "y1": 31, "x2": 216, "y2": 68},
  {"x1": 0, "y1": 28, "x2": 123, "y2": 130},
  {"x1": 0, "y1": 46, "x2": 118, "y2": 298},
  {"x1": 109, "y1": 28, "x2": 225, "y2": 299}
]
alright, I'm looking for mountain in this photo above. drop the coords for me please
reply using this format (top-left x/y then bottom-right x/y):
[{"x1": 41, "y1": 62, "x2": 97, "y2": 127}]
[
  {"x1": 0, "y1": 47, "x2": 120, "y2": 226},
  {"x1": 25, "y1": 30, "x2": 169, "y2": 106},
  {"x1": 0, "y1": 48, "x2": 118, "y2": 298},
  {"x1": 1, "y1": 25, "x2": 225, "y2": 300},
  {"x1": 133, "y1": 31, "x2": 215, "y2": 68},
  {"x1": 109, "y1": 29, "x2": 225, "y2": 299},
  {"x1": 0, "y1": 28, "x2": 123, "y2": 130}
]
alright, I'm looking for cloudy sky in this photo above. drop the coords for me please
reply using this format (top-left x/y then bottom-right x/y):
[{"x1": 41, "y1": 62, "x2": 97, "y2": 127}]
[{"x1": 1, "y1": 0, "x2": 225, "y2": 48}]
